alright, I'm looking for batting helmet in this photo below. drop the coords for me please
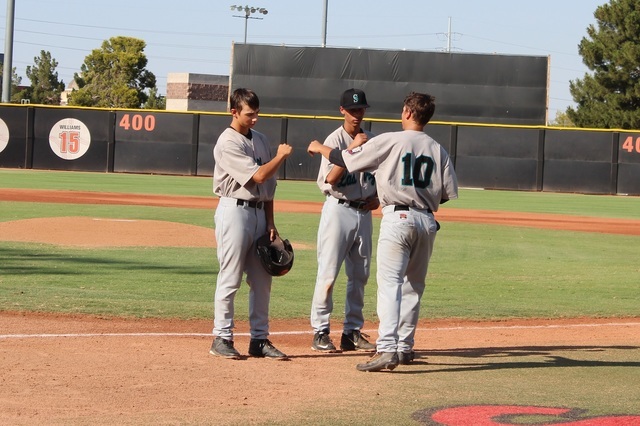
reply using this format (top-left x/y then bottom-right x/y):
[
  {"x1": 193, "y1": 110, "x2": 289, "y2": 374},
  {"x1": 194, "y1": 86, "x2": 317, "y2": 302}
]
[{"x1": 255, "y1": 233, "x2": 294, "y2": 276}]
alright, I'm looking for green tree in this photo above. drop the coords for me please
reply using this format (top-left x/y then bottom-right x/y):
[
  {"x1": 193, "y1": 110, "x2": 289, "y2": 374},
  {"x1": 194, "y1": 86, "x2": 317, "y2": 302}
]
[
  {"x1": 23, "y1": 50, "x2": 66, "y2": 105},
  {"x1": 69, "y1": 36, "x2": 156, "y2": 108},
  {"x1": 0, "y1": 66, "x2": 24, "y2": 103},
  {"x1": 568, "y1": 0, "x2": 640, "y2": 129},
  {"x1": 548, "y1": 110, "x2": 575, "y2": 127},
  {"x1": 143, "y1": 87, "x2": 166, "y2": 110}
]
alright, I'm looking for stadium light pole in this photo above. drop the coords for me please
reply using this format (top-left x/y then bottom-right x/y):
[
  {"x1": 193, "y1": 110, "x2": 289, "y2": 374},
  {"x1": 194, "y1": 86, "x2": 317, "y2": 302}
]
[
  {"x1": 2, "y1": 0, "x2": 16, "y2": 103},
  {"x1": 230, "y1": 5, "x2": 268, "y2": 44},
  {"x1": 321, "y1": 0, "x2": 328, "y2": 47}
]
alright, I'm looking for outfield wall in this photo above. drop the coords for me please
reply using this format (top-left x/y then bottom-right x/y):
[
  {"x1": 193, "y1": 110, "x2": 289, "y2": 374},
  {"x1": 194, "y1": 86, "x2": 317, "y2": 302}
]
[
  {"x1": 230, "y1": 44, "x2": 549, "y2": 125},
  {"x1": 1, "y1": 105, "x2": 640, "y2": 196}
]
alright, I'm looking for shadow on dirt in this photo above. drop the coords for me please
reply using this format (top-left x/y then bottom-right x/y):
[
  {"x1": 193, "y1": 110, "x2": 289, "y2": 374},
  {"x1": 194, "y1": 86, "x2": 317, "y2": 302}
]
[{"x1": 397, "y1": 345, "x2": 640, "y2": 374}]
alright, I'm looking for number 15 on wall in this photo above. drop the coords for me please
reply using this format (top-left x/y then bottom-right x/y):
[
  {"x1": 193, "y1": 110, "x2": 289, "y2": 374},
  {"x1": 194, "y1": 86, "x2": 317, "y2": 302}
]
[
  {"x1": 58, "y1": 131, "x2": 80, "y2": 154},
  {"x1": 48, "y1": 118, "x2": 92, "y2": 160}
]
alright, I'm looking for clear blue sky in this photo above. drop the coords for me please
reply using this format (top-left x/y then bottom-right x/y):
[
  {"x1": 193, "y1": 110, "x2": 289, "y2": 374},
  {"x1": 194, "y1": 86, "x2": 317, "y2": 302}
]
[{"x1": 2, "y1": 0, "x2": 606, "y2": 120}]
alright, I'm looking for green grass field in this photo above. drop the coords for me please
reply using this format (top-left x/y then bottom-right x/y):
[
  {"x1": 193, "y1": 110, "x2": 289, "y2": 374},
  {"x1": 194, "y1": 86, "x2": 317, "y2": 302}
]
[
  {"x1": 1, "y1": 168, "x2": 639, "y2": 321},
  {"x1": 1, "y1": 169, "x2": 639, "y2": 425}
]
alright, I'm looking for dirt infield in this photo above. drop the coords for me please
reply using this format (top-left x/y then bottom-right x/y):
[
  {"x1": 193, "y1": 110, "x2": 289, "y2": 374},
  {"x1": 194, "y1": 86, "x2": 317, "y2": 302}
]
[
  {"x1": 1, "y1": 189, "x2": 640, "y2": 424},
  {"x1": 2, "y1": 312, "x2": 639, "y2": 425},
  {"x1": 3, "y1": 188, "x2": 640, "y2": 237}
]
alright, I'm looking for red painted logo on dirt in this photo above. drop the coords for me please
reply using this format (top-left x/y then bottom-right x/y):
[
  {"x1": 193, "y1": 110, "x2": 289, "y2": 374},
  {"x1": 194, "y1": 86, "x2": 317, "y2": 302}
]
[{"x1": 412, "y1": 405, "x2": 640, "y2": 425}]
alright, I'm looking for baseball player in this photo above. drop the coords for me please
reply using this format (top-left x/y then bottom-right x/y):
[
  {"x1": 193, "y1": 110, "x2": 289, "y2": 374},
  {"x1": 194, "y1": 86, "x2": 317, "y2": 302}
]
[
  {"x1": 210, "y1": 88, "x2": 293, "y2": 360},
  {"x1": 310, "y1": 88, "x2": 378, "y2": 353},
  {"x1": 307, "y1": 92, "x2": 458, "y2": 372}
]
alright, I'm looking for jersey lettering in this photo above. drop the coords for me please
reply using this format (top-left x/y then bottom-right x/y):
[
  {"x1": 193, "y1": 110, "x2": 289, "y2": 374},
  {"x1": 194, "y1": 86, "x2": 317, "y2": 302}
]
[
  {"x1": 364, "y1": 172, "x2": 376, "y2": 186},
  {"x1": 401, "y1": 153, "x2": 435, "y2": 188},
  {"x1": 336, "y1": 172, "x2": 358, "y2": 188}
]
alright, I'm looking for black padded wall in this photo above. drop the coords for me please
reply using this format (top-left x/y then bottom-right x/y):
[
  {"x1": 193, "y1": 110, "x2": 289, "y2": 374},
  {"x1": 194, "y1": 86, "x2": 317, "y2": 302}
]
[
  {"x1": 2, "y1": 105, "x2": 639, "y2": 196},
  {"x1": 617, "y1": 132, "x2": 640, "y2": 195},
  {"x1": 114, "y1": 111, "x2": 195, "y2": 175},
  {"x1": 196, "y1": 114, "x2": 229, "y2": 177},
  {"x1": 0, "y1": 107, "x2": 28, "y2": 168},
  {"x1": 455, "y1": 126, "x2": 540, "y2": 190},
  {"x1": 231, "y1": 44, "x2": 549, "y2": 125},
  {"x1": 543, "y1": 130, "x2": 614, "y2": 194},
  {"x1": 32, "y1": 108, "x2": 111, "y2": 172},
  {"x1": 285, "y1": 117, "x2": 340, "y2": 181}
]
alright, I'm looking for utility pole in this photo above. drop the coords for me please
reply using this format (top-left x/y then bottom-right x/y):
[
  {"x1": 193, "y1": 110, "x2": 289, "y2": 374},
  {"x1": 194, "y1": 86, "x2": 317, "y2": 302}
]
[
  {"x1": 446, "y1": 16, "x2": 452, "y2": 53},
  {"x1": 2, "y1": 0, "x2": 16, "y2": 103},
  {"x1": 321, "y1": 0, "x2": 328, "y2": 48}
]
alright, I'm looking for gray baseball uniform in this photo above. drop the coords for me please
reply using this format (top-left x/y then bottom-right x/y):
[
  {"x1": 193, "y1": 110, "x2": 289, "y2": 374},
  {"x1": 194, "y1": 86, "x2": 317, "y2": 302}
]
[
  {"x1": 310, "y1": 126, "x2": 376, "y2": 334},
  {"x1": 213, "y1": 127, "x2": 276, "y2": 341},
  {"x1": 341, "y1": 129, "x2": 458, "y2": 353}
]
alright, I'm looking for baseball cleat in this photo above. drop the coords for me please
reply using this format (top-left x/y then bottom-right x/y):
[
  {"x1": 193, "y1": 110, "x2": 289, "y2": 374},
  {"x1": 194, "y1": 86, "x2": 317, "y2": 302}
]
[
  {"x1": 340, "y1": 330, "x2": 375, "y2": 351},
  {"x1": 398, "y1": 350, "x2": 416, "y2": 365},
  {"x1": 356, "y1": 352, "x2": 399, "y2": 372},
  {"x1": 209, "y1": 337, "x2": 241, "y2": 359},
  {"x1": 248, "y1": 339, "x2": 289, "y2": 360},
  {"x1": 312, "y1": 329, "x2": 339, "y2": 352}
]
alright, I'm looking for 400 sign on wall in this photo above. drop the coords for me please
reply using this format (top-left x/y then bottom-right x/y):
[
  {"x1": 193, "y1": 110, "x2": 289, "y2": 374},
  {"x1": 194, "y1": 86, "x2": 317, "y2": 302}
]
[{"x1": 48, "y1": 118, "x2": 91, "y2": 160}]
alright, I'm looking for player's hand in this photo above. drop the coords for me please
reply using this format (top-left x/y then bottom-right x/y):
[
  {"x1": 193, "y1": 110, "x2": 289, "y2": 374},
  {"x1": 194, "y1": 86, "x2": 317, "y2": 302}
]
[
  {"x1": 277, "y1": 143, "x2": 293, "y2": 158},
  {"x1": 268, "y1": 225, "x2": 279, "y2": 241},
  {"x1": 351, "y1": 132, "x2": 368, "y2": 148},
  {"x1": 307, "y1": 140, "x2": 323, "y2": 156}
]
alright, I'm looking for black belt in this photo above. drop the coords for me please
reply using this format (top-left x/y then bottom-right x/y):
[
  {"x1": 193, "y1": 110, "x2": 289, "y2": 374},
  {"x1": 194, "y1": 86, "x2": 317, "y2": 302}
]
[
  {"x1": 236, "y1": 199, "x2": 264, "y2": 209},
  {"x1": 394, "y1": 205, "x2": 432, "y2": 213},
  {"x1": 337, "y1": 199, "x2": 367, "y2": 210}
]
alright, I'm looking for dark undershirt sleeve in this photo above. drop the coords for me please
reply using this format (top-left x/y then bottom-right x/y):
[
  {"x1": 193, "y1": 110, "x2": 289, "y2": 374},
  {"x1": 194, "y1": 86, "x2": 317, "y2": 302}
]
[{"x1": 329, "y1": 148, "x2": 347, "y2": 168}]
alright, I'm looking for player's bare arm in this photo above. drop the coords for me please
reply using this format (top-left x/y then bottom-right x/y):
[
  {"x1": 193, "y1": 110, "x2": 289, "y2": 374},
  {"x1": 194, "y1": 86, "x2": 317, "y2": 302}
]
[
  {"x1": 308, "y1": 140, "x2": 349, "y2": 168},
  {"x1": 325, "y1": 164, "x2": 345, "y2": 185},
  {"x1": 352, "y1": 132, "x2": 368, "y2": 147},
  {"x1": 324, "y1": 133, "x2": 369, "y2": 184},
  {"x1": 307, "y1": 140, "x2": 330, "y2": 158},
  {"x1": 252, "y1": 143, "x2": 293, "y2": 183},
  {"x1": 264, "y1": 201, "x2": 278, "y2": 241}
]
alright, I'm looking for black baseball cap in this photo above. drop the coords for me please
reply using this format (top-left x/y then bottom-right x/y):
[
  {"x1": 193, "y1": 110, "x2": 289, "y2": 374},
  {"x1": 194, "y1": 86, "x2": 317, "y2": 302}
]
[{"x1": 340, "y1": 88, "x2": 370, "y2": 110}]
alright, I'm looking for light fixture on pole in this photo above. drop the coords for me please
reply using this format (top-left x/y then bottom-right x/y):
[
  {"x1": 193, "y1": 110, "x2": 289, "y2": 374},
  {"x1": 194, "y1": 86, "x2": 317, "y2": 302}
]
[{"x1": 230, "y1": 5, "x2": 268, "y2": 44}]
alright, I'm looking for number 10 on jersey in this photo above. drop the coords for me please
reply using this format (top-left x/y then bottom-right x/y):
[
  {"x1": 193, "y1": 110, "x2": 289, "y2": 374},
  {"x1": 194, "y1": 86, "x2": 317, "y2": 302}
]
[{"x1": 401, "y1": 153, "x2": 434, "y2": 188}]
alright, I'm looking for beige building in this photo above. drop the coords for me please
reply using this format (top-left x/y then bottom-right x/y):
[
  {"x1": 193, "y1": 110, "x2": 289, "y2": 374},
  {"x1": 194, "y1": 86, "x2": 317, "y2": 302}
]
[
  {"x1": 59, "y1": 80, "x2": 79, "y2": 106},
  {"x1": 59, "y1": 73, "x2": 229, "y2": 111},
  {"x1": 165, "y1": 73, "x2": 229, "y2": 112}
]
